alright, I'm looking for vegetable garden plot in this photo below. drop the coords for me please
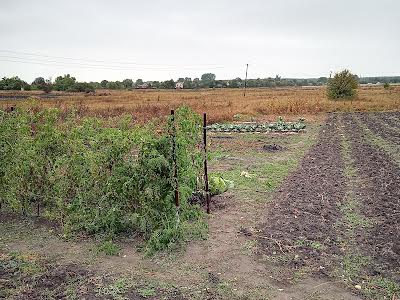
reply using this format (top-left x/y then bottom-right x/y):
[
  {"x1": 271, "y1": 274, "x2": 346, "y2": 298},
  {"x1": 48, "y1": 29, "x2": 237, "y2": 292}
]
[
  {"x1": 342, "y1": 113, "x2": 400, "y2": 281},
  {"x1": 256, "y1": 113, "x2": 400, "y2": 299},
  {"x1": 206, "y1": 117, "x2": 306, "y2": 133}
]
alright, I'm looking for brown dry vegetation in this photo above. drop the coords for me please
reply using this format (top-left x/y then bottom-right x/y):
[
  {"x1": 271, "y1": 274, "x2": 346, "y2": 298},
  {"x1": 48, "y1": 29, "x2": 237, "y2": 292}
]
[{"x1": 1, "y1": 86, "x2": 399, "y2": 123}]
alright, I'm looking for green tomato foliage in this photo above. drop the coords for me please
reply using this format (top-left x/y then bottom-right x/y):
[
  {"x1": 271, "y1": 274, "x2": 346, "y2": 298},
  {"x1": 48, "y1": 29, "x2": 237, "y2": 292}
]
[{"x1": 0, "y1": 105, "x2": 207, "y2": 254}]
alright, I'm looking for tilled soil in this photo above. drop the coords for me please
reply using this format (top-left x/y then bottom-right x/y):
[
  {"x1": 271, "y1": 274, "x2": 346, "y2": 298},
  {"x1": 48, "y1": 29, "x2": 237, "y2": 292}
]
[
  {"x1": 357, "y1": 112, "x2": 400, "y2": 144},
  {"x1": 343, "y1": 113, "x2": 400, "y2": 282},
  {"x1": 258, "y1": 112, "x2": 400, "y2": 290},
  {"x1": 384, "y1": 111, "x2": 400, "y2": 128},
  {"x1": 258, "y1": 114, "x2": 346, "y2": 270}
]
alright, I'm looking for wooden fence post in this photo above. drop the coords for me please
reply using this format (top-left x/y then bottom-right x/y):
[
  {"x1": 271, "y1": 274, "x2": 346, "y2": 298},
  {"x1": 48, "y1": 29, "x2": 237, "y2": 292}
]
[
  {"x1": 203, "y1": 113, "x2": 211, "y2": 214},
  {"x1": 171, "y1": 110, "x2": 180, "y2": 213}
]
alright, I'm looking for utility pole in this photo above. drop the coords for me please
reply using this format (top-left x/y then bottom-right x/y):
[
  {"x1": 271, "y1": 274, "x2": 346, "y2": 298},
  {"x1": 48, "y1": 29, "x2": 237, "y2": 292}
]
[{"x1": 243, "y1": 63, "x2": 249, "y2": 97}]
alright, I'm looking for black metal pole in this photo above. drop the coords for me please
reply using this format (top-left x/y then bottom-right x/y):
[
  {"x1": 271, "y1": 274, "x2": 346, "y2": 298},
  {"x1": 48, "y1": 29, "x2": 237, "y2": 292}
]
[
  {"x1": 203, "y1": 113, "x2": 210, "y2": 214},
  {"x1": 171, "y1": 110, "x2": 179, "y2": 209},
  {"x1": 244, "y1": 63, "x2": 249, "y2": 97}
]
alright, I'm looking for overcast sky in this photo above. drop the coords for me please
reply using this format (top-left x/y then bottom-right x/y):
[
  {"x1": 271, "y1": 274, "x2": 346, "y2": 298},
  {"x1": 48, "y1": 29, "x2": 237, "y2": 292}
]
[{"x1": 1, "y1": 0, "x2": 399, "y2": 82}]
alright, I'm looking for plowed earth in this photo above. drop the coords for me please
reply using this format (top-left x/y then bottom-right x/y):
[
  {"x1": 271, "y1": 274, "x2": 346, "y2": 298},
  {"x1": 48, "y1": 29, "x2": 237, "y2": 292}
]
[{"x1": 258, "y1": 112, "x2": 399, "y2": 298}]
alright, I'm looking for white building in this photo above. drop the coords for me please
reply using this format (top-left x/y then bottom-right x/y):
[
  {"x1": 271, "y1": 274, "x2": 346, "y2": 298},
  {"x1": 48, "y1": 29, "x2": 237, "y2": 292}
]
[{"x1": 175, "y1": 82, "x2": 184, "y2": 89}]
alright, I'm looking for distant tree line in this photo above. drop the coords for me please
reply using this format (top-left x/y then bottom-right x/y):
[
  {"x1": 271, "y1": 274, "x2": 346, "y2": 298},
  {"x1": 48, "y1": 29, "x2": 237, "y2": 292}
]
[{"x1": 1, "y1": 73, "x2": 400, "y2": 92}]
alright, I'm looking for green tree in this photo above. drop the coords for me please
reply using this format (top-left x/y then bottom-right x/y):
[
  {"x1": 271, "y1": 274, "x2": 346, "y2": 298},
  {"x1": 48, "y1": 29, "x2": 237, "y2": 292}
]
[
  {"x1": 318, "y1": 77, "x2": 328, "y2": 85},
  {"x1": 106, "y1": 81, "x2": 119, "y2": 90},
  {"x1": 32, "y1": 77, "x2": 52, "y2": 93},
  {"x1": 122, "y1": 79, "x2": 133, "y2": 89},
  {"x1": 54, "y1": 74, "x2": 76, "y2": 91},
  {"x1": 183, "y1": 77, "x2": 192, "y2": 89},
  {"x1": 161, "y1": 79, "x2": 175, "y2": 89},
  {"x1": 100, "y1": 80, "x2": 109, "y2": 88},
  {"x1": 32, "y1": 77, "x2": 46, "y2": 86},
  {"x1": 192, "y1": 78, "x2": 200, "y2": 89},
  {"x1": 327, "y1": 69, "x2": 359, "y2": 100},
  {"x1": 135, "y1": 79, "x2": 144, "y2": 87},
  {"x1": 69, "y1": 82, "x2": 95, "y2": 93},
  {"x1": 201, "y1": 73, "x2": 216, "y2": 88},
  {"x1": 0, "y1": 76, "x2": 29, "y2": 90}
]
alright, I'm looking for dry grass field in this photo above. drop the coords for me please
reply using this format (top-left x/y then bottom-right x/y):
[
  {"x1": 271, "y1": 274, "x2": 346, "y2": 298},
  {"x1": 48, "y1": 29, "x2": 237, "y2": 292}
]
[{"x1": 1, "y1": 86, "x2": 399, "y2": 123}]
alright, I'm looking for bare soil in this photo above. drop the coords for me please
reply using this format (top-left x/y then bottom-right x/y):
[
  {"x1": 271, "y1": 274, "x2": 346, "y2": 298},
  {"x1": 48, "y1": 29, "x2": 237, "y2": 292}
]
[
  {"x1": 257, "y1": 112, "x2": 399, "y2": 299},
  {"x1": 342, "y1": 113, "x2": 400, "y2": 282},
  {"x1": 258, "y1": 114, "x2": 346, "y2": 272},
  {"x1": 357, "y1": 112, "x2": 400, "y2": 144}
]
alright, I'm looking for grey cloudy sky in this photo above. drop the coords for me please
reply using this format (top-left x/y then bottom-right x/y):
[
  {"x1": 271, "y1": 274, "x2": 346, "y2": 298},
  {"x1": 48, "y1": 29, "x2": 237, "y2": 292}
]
[{"x1": 1, "y1": 0, "x2": 399, "y2": 82}]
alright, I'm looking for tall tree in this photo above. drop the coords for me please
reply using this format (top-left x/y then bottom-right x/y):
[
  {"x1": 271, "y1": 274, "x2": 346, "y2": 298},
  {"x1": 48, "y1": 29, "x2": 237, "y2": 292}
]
[
  {"x1": 54, "y1": 74, "x2": 76, "y2": 91},
  {"x1": 122, "y1": 79, "x2": 133, "y2": 89},
  {"x1": 201, "y1": 73, "x2": 216, "y2": 88},
  {"x1": 100, "y1": 80, "x2": 109, "y2": 88}
]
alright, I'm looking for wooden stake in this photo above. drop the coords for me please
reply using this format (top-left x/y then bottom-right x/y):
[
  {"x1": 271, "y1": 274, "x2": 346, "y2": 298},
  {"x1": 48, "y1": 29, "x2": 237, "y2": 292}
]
[
  {"x1": 171, "y1": 110, "x2": 179, "y2": 209},
  {"x1": 203, "y1": 113, "x2": 210, "y2": 214}
]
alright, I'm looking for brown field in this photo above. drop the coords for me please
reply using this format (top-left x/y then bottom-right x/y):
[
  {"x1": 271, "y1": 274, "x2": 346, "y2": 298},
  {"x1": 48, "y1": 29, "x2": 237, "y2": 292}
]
[{"x1": 1, "y1": 86, "x2": 399, "y2": 123}]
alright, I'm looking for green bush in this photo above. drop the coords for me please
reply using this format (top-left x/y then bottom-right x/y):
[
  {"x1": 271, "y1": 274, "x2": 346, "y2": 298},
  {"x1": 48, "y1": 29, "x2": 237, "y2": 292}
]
[
  {"x1": 0, "y1": 105, "x2": 207, "y2": 254},
  {"x1": 327, "y1": 69, "x2": 359, "y2": 100},
  {"x1": 0, "y1": 76, "x2": 29, "y2": 90},
  {"x1": 68, "y1": 82, "x2": 95, "y2": 93}
]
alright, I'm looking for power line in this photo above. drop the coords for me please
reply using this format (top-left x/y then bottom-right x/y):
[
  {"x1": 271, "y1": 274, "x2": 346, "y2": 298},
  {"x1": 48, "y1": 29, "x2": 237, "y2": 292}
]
[
  {"x1": 0, "y1": 49, "x2": 224, "y2": 69},
  {"x1": 0, "y1": 55, "x2": 225, "y2": 71}
]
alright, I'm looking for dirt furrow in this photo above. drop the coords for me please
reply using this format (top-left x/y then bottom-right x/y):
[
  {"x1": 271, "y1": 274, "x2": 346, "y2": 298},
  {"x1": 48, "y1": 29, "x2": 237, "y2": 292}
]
[
  {"x1": 258, "y1": 114, "x2": 346, "y2": 269},
  {"x1": 356, "y1": 112, "x2": 400, "y2": 145},
  {"x1": 342, "y1": 113, "x2": 400, "y2": 282},
  {"x1": 384, "y1": 112, "x2": 400, "y2": 128}
]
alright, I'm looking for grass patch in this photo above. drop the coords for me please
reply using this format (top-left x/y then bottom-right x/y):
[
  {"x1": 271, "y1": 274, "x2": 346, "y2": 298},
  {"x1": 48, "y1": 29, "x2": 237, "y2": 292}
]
[
  {"x1": 209, "y1": 124, "x2": 320, "y2": 204},
  {"x1": 363, "y1": 276, "x2": 400, "y2": 300},
  {"x1": 339, "y1": 252, "x2": 370, "y2": 281},
  {"x1": 339, "y1": 197, "x2": 372, "y2": 230},
  {"x1": 96, "y1": 240, "x2": 121, "y2": 256},
  {"x1": 295, "y1": 239, "x2": 325, "y2": 251},
  {"x1": 97, "y1": 278, "x2": 132, "y2": 300},
  {"x1": 137, "y1": 286, "x2": 156, "y2": 298}
]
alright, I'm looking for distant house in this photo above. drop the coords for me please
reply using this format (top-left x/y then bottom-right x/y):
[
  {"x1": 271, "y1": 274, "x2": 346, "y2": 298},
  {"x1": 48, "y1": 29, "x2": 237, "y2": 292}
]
[
  {"x1": 175, "y1": 82, "x2": 184, "y2": 89},
  {"x1": 136, "y1": 83, "x2": 151, "y2": 89}
]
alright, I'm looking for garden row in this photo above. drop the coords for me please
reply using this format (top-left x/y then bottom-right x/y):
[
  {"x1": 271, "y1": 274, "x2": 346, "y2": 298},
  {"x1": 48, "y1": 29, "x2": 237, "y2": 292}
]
[{"x1": 206, "y1": 117, "x2": 306, "y2": 133}]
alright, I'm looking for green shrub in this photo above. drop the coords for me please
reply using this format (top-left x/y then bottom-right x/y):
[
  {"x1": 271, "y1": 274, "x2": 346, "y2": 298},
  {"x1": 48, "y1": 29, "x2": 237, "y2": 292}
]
[
  {"x1": 327, "y1": 69, "x2": 359, "y2": 100},
  {"x1": 0, "y1": 105, "x2": 207, "y2": 254}
]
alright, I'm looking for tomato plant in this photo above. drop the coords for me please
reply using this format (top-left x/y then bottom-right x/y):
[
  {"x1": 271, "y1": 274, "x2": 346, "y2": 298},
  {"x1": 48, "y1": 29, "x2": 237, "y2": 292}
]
[{"x1": 0, "y1": 106, "x2": 207, "y2": 254}]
